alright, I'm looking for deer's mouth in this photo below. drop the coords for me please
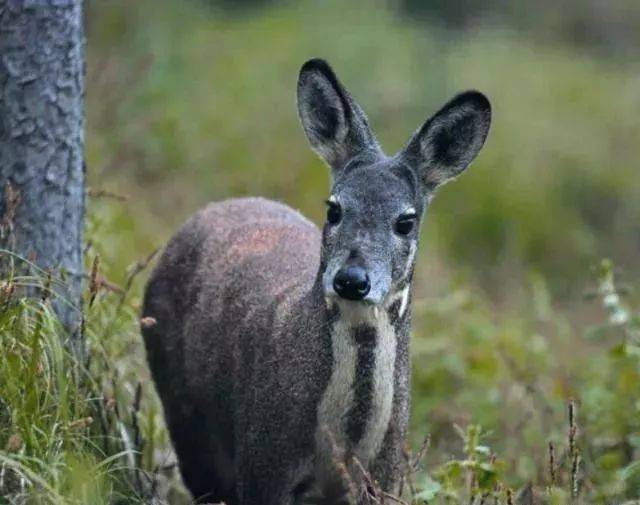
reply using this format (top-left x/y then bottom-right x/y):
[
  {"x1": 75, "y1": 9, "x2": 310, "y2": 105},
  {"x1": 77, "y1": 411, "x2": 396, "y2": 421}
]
[{"x1": 323, "y1": 282, "x2": 389, "y2": 308}]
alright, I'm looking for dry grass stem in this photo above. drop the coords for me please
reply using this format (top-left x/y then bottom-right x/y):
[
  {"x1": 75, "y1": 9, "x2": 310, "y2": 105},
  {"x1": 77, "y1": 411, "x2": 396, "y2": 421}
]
[{"x1": 87, "y1": 187, "x2": 130, "y2": 202}]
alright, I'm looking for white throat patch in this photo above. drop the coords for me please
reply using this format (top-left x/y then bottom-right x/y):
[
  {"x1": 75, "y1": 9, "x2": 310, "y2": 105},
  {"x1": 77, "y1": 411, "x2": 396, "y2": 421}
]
[{"x1": 316, "y1": 301, "x2": 397, "y2": 472}]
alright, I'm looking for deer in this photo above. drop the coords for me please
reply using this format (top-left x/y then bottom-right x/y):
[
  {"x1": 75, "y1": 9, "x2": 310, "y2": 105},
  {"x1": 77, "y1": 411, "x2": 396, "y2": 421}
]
[{"x1": 141, "y1": 58, "x2": 491, "y2": 505}]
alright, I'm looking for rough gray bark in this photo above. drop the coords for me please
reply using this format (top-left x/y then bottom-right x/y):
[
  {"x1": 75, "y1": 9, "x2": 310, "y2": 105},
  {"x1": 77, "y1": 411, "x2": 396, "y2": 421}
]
[{"x1": 0, "y1": 0, "x2": 85, "y2": 334}]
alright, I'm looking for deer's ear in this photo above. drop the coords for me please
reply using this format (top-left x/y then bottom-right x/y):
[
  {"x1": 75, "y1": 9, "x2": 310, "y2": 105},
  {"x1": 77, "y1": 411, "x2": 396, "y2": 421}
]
[
  {"x1": 297, "y1": 59, "x2": 380, "y2": 172},
  {"x1": 401, "y1": 91, "x2": 491, "y2": 190}
]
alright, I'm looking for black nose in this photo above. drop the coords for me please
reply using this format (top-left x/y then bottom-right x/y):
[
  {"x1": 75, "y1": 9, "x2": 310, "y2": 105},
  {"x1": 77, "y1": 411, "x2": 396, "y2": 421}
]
[{"x1": 333, "y1": 266, "x2": 370, "y2": 301}]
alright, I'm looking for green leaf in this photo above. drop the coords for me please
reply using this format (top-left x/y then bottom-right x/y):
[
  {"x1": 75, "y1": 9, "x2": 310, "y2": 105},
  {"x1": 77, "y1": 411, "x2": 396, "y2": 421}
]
[
  {"x1": 475, "y1": 444, "x2": 491, "y2": 455},
  {"x1": 477, "y1": 462, "x2": 499, "y2": 488},
  {"x1": 620, "y1": 460, "x2": 640, "y2": 481},
  {"x1": 414, "y1": 475, "x2": 442, "y2": 502}
]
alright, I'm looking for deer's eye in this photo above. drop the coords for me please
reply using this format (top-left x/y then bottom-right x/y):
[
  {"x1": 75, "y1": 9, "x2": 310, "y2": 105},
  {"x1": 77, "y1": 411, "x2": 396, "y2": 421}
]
[
  {"x1": 395, "y1": 212, "x2": 417, "y2": 236},
  {"x1": 326, "y1": 201, "x2": 342, "y2": 225}
]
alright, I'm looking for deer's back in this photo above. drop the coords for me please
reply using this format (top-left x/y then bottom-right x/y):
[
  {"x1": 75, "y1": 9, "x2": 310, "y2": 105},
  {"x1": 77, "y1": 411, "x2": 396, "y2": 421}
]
[{"x1": 142, "y1": 196, "x2": 324, "y2": 398}]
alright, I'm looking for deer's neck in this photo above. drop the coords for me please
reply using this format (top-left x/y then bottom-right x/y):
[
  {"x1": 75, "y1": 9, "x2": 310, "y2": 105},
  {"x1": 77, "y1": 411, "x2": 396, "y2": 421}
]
[{"x1": 316, "y1": 286, "x2": 410, "y2": 467}]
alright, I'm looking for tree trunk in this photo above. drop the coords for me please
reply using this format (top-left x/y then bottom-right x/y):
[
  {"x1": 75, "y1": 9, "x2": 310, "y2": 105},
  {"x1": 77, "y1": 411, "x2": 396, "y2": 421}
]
[{"x1": 0, "y1": 0, "x2": 85, "y2": 336}]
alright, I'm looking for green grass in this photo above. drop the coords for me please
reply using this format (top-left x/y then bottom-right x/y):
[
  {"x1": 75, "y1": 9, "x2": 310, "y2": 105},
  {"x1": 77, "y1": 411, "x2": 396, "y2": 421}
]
[
  {"x1": 409, "y1": 260, "x2": 640, "y2": 502},
  {"x1": 0, "y1": 252, "x2": 184, "y2": 504}
]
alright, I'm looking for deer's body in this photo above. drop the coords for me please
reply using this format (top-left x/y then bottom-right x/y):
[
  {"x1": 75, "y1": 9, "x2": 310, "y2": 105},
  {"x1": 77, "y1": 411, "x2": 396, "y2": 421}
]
[
  {"x1": 142, "y1": 59, "x2": 491, "y2": 504},
  {"x1": 143, "y1": 197, "x2": 410, "y2": 503}
]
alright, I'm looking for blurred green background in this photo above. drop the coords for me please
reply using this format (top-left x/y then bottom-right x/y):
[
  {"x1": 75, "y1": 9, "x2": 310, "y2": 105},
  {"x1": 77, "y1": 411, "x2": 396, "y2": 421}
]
[
  {"x1": 86, "y1": 0, "x2": 640, "y2": 298},
  {"x1": 78, "y1": 0, "x2": 640, "y2": 500}
]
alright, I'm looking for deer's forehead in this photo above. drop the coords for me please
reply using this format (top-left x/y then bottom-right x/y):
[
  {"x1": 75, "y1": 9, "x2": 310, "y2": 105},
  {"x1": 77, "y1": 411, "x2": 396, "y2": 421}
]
[{"x1": 332, "y1": 165, "x2": 417, "y2": 212}]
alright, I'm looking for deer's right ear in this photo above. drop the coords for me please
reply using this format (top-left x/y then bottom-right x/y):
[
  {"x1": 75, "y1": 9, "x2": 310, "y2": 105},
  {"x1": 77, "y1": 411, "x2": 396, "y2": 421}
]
[
  {"x1": 401, "y1": 91, "x2": 491, "y2": 191},
  {"x1": 297, "y1": 59, "x2": 380, "y2": 172}
]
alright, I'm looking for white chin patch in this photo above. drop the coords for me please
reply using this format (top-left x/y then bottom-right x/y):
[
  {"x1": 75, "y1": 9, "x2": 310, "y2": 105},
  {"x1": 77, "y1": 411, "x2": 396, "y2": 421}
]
[{"x1": 333, "y1": 299, "x2": 382, "y2": 326}]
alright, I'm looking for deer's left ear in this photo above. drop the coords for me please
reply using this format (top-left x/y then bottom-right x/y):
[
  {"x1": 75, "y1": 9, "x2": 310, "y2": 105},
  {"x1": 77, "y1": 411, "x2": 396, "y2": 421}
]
[{"x1": 401, "y1": 91, "x2": 491, "y2": 190}]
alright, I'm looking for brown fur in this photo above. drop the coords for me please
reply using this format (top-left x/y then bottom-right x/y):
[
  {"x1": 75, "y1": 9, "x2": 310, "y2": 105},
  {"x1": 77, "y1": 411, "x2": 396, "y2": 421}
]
[{"x1": 143, "y1": 198, "x2": 333, "y2": 503}]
